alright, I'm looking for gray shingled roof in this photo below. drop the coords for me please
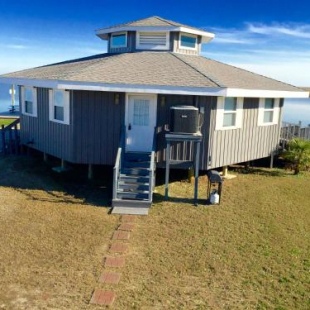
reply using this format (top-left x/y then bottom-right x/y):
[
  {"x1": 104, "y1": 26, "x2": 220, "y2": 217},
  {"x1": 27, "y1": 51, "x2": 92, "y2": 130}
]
[
  {"x1": 97, "y1": 16, "x2": 205, "y2": 33},
  {"x1": 1, "y1": 52, "x2": 302, "y2": 92}
]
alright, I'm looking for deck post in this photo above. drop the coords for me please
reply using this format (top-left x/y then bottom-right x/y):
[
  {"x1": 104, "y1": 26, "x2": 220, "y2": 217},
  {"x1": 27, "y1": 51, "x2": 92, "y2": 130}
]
[
  {"x1": 298, "y1": 121, "x2": 302, "y2": 137},
  {"x1": 61, "y1": 159, "x2": 66, "y2": 170},
  {"x1": 88, "y1": 164, "x2": 93, "y2": 180},
  {"x1": 43, "y1": 153, "x2": 48, "y2": 162},
  {"x1": 222, "y1": 166, "x2": 228, "y2": 177},
  {"x1": 194, "y1": 140, "x2": 200, "y2": 206},
  {"x1": 270, "y1": 151, "x2": 274, "y2": 169},
  {"x1": 165, "y1": 141, "x2": 171, "y2": 199},
  {"x1": 1, "y1": 125, "x2": 5, "y2": 155}
]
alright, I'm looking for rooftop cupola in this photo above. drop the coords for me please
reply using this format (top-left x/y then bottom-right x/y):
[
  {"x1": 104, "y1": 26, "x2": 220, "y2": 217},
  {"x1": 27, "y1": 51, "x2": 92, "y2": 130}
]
[{"x1": 96, "y1": 16, "x2": 215, "y2": 55}]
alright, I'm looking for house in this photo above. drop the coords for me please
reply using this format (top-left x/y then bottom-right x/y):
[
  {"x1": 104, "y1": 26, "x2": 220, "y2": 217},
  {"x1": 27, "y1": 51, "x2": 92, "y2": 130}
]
[{"x1": 0, "y1": 16, "x2": 308, "y2": 212}]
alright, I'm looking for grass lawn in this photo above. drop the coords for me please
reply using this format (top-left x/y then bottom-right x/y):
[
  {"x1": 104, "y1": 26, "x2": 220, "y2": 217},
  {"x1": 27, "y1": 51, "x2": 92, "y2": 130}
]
[
  {"x1": 0, "y1": 118, "x2": 16, "y2": 127},
  {"x1": 0, "y1": 156, "x2": 309, "y2": 309}
]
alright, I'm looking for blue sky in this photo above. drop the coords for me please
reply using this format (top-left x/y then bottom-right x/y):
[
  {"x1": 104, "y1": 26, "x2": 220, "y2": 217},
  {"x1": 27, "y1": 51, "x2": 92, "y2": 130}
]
[{"x1": 0, "y1": 0, "x2": 310, "y2": 86}]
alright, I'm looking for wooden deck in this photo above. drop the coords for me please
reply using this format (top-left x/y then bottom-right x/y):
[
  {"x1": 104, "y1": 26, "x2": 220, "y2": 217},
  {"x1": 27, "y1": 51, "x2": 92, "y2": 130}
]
[{"x1": 281, "y1": 121, "x2": 310, "y2": 142}]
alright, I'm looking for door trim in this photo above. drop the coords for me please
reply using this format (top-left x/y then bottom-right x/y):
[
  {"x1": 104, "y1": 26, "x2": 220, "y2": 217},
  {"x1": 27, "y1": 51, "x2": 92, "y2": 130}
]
[{"x1": 125, "y1": 93, "x2": 158, "y2": 152}]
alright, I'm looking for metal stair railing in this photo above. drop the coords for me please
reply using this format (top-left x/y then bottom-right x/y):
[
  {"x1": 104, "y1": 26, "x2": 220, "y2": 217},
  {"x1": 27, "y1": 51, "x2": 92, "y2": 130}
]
[
  {"x1": 112, "y1": 126, "x2": 125, "y2": 201},
  {"x1": 147, "y1": 128, "x2": 157, "y2": 203}
]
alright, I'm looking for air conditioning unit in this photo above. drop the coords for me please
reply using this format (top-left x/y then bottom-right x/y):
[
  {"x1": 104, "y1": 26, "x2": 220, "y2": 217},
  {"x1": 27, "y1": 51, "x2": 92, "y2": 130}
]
[{"x1": 170, "y1": 105, "x2": 199, "y2": 134}]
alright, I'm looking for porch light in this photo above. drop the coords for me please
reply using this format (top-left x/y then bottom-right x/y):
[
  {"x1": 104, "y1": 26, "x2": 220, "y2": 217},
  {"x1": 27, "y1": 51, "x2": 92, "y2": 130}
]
[
  {"x1": 160, "y1": 96, "x2": 165, "y2": 107},
  {"x1": 114, "y1": 93, "x2": 120, "y2": 105}
]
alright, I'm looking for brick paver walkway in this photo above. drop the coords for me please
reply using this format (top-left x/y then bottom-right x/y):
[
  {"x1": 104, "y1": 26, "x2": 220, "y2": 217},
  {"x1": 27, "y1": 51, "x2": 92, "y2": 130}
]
[
  {"x1": 109, "y1": 243, "x2": 128, "y2": 253},
  {"x1": 90, "y1": 214, "x2": 138, "y2": 307},
  {"x1": 104, "y1": 256, "x2": 126, "y2": 268},
  {"x1": 99, "y1": 271, "x2": 122, "y2": 284},
  {"x1": 112, "y1": 230, "x2": 130, "y2": 240},
  {"x1": 118, "y1": 223, "x2": 135, "y2": 231},
  {"x1": 90, "y1": 289, "x2": 116, "y2": 306}
]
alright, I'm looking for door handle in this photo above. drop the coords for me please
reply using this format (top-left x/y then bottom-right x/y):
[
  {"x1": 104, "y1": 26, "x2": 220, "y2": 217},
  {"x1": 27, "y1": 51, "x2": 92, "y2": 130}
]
[{"x1": 128, "y1": 123, "x2": 132, "y2": 130}]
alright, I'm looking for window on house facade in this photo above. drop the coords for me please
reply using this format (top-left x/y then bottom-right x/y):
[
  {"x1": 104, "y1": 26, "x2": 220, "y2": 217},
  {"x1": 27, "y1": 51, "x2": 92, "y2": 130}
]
[
  {"x1": 223, "y1": 97, "x2": 237, "y2": 127},
  {"x1": 111, "y1": 32, "x2": 127, "y2": 48},
  {"x1": 22, "y1": 86, "x2": 37, "y2": 117},
  {"x1": 136, "y1": 32, "x2": 169, "y2": 50},
  {"x1": 258, "y1": 98, "x2": 280, "y2": 125},
  {"x1": 180, "y1": 33, "x2": 197, "y2": 49},
  {"x1": 49, "y1": 89, "x2": 70, "y2": 124},
  {"x1": 216, "y1": 97, "x2": 243, "y2": 130}
]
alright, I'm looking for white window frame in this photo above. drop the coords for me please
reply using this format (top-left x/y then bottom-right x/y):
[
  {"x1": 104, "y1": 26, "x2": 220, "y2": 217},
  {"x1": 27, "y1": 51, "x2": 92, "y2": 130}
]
[
  {"x1": 216, "y1": 97, "x2": 243, "y2": 130},
  {"x1": 110, "y1": 32, "x2": 127, "y2": 48},
  {"x1": 179, "y1": 32, "x2": 197, "y2": 50},
  {"x1": 136, "y1": 31, "x2": 169, "y2": 50},
  {"x1": 49, "y1": 89, "x2": 70, "y2": 125},
  {"x1": 21, "y1": 86, "x2": 37, "y2": 117},
  {"x1": 258, "y1": 98, "x2": 280, "y2": 126}
]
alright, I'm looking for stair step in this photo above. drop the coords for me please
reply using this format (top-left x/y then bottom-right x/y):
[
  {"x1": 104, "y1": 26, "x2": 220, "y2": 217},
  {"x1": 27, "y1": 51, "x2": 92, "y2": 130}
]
[
  {"x1": 117, "y1": 188, "x2": 149, "y2": 194},
  {"x1": 116, "y1": 191, "x2": 149, "y2": 200},
  {"x1": 118, "y1": 183, "x2": 149, "y2": 191},
  {"x1": 119, "y1": 175, "x2": 150, "y2": 183},
  {"x1": 122, "y1": 168, "x2": 149, "y2": 176},
  {"x1": 123, "y1": 161, "x2": 150, "y2": 168},
  {"x1": 112, "y1": 199, "x2": 152, "y2": 209},
  {"x1": 124, "y1": 152, "x2": 151, "y2": 162}
]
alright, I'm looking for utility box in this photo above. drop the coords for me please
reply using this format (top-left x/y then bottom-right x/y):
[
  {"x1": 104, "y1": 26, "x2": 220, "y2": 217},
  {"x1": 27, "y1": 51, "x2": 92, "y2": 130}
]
[{"x1": 170, "y1": 106, "x2": 199, "y2": 134}]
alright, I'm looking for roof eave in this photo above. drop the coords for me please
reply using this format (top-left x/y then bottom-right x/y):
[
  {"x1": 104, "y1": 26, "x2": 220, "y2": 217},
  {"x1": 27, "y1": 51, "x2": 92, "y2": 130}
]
[{"x1": 0, "y1": 77, "x2": 308, "y2": 98}]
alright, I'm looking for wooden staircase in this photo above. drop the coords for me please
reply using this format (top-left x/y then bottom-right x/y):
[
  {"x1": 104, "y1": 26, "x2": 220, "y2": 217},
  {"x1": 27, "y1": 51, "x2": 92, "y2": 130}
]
[{"x1": 112, "y1": 128, "x2": 156, "y2": 215}]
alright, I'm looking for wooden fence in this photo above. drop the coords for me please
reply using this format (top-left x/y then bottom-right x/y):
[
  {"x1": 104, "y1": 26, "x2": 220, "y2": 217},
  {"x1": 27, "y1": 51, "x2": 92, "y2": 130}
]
[
  {"x1": 281, "y1": 121, "x2": 310, "y2": 141},
  {"x1": 280, "y1": 121, "x2": 310, "y2": 151}
]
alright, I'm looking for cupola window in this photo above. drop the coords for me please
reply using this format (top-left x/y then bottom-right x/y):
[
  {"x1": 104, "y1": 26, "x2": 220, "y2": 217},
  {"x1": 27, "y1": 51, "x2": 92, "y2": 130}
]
[
  {"x1": 180, "y1": 33, "x2": 197, "y2": 49},
  {"x1": 111, "y1": 32, "x2": 127, "y2": 48}
]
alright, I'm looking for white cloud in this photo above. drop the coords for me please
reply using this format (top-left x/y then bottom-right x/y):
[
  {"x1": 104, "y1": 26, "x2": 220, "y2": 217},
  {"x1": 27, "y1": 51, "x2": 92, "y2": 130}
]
[
  {"x1": 247, "y1": 23, "x2": 310, "y2": 39},
  {"x1": 202, "y1": 22, "x2": 310, "y2": 86},
  {"x1": 4, "y1": 44, "x2": 29, "y2": 49},
  {"x1": 208, "y1": 27, "x2": 258, "y2": 45}
]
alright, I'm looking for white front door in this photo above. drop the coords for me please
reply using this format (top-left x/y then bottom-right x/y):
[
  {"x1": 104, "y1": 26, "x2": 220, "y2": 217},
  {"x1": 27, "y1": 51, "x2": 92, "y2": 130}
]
[{"x1": 125, "y1": 94, "x2": 157, "y2": 152}]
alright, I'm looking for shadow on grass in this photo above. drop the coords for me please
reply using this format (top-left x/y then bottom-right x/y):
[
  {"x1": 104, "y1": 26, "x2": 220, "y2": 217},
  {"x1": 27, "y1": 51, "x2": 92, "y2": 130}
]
[
  {"x1": 153, "y1": 192, "x2": 208, "y2": 206},
  {"x1": 231, "y1": 166, "x2": 290, "y2": 177},
  {"x1": 0, "y1": 154, "x2": 112, "y2": 207}
]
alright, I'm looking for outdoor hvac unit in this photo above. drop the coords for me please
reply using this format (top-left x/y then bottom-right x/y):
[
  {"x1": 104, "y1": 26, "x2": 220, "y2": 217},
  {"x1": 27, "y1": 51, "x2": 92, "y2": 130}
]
[{"x1": 170, "y1": 105, "x2": 199, "y2": 134}]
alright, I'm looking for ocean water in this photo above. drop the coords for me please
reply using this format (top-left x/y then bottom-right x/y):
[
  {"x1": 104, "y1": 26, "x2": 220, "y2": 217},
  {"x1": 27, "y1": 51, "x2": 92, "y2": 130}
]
[
  {"x1": 0, "y1": 82, "x2": 309, "y2": 125},
  {"x1": 283, "y1": 98, "x2": 310, "y2": 126},
  {"x1": 0, "y1": 83, "x2": 19, "y2": 112}
]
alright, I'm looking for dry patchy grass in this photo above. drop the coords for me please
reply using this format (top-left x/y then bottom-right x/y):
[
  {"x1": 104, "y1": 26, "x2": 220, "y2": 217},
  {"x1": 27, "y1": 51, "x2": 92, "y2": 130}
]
[
  {"x1": 0, "y1": 156, "x2": 309, "y2": 309},
  {"x1": 0, "y1": 156, "x2": 118, "y2": 309},
  {"x1": 115, "y1": 169, "x2": 310, "y2": 309}
]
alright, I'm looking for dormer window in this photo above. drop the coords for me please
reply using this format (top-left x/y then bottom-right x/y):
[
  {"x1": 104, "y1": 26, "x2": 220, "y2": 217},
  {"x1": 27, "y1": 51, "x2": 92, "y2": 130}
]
[
  {"x1": 111, "y1": 32, "x2": 127, "y2": 48},
  {"x1": 136, "y1": 32, "x2": 169, "y2": 50},
  {"x1": 180, "y1": 33, "x2": 197, "y2": 50}
]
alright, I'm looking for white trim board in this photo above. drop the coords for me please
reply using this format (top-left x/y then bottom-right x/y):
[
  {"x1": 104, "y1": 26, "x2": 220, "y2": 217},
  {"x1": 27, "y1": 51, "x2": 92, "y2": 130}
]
[
  {"x1": 0, "y1": 77, "x2": 308, "y2": 98},
  {"x1": 96, "y1": 26, "x2": 214, "y2": 43}
]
